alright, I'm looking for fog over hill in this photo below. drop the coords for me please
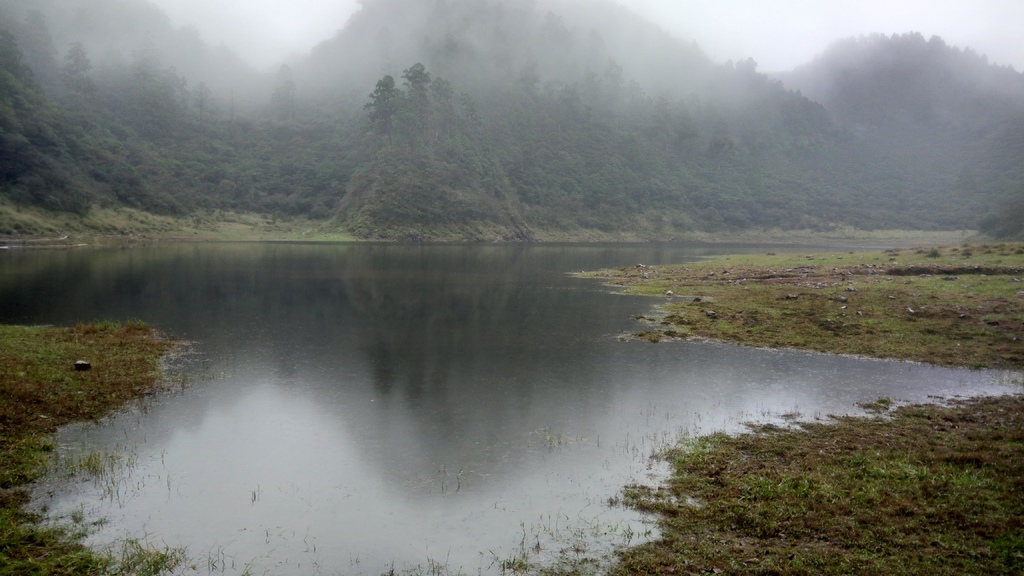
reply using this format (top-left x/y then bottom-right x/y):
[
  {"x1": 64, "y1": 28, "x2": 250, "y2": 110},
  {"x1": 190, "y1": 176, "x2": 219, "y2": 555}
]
[
  {"x1": 298, "y1": 0, "x2": 715, "y2": 98},
  {"x1": 1, "y1": 0, "x2": 1022, "y2": 239},
  {"x1": 776, "y1": 32, "x2": 1024, "y2": 235},
  {"x1": 141, "y1": 0, "x2": 1024, "y2": 74},
  {"x1": 0, "y1": 0, "x2": 264, "y2": 100}
]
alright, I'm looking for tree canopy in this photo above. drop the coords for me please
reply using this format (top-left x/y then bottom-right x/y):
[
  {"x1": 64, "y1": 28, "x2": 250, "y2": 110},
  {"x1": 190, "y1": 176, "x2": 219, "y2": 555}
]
[{"x1": 1, "y1": 0, "x2": 1022, "y2": 240}]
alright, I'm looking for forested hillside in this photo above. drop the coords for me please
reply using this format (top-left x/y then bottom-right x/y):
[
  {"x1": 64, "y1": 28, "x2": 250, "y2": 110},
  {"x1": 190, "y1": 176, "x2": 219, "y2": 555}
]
[
  {"x1": 779, "y1": 32, "x2": 1024, "y2": 238},
  {"x1": 1, "y1": 0, "x2": 1022, "y2": 240}
]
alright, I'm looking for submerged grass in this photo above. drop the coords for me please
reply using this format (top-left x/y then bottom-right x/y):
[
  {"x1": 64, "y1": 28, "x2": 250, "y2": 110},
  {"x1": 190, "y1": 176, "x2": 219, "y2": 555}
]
[
  {"x1": 570, "y1": 243, "x2": 1024, "y2": 576},
  {"x1": 0, "y1": 321, "x2": 179, "y2": 575},
  {"x1": 582, "y1": 242, "x2": 1024, "y2": 368},
  {"x1": 613, "y1": 395, "x2": 1024, "y2": 575},
  {"x1": 3, "y1": 244, "x2": 1022, "y2": 575}
]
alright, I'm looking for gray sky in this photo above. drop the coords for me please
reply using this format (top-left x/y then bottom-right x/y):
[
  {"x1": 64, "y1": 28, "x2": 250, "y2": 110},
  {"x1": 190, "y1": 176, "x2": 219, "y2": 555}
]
[{"x1": 149, "y1": 0, "x2": 1024, "y2": 72}]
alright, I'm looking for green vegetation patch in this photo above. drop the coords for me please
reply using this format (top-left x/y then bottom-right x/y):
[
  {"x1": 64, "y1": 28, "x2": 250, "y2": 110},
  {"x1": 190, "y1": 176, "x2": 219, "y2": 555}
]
[
  {"x1": 614, "y1": 394, "x2": 1024, "y2": 575},
  {"x1": 0, "y1": 201, "x2": 358, "y2": 244},
  {"x1": 0, "y1": 322, "x2": 179, "y2": 574},
  {"x1": 583, "y1": 243, "x2": 1024, "y2": 368}
]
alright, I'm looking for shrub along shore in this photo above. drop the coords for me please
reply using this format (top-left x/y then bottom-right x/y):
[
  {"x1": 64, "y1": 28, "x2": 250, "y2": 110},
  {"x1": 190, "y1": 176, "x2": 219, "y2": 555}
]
[{"x1": 580, "y1": 242, "x2": 1023, "y2": 575}]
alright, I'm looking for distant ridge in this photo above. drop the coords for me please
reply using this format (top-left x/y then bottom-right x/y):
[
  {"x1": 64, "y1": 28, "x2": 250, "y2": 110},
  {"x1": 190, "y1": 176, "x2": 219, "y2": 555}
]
[{"x1": 1, "y1": 0, "x2": 1021, "y2": 239}]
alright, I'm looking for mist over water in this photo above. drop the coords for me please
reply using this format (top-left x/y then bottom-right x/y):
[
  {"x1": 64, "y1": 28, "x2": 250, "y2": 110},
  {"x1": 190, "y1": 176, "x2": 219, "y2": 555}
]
[{"x1": 3, "y1": 243, "x2": 1011, "y2": 574}]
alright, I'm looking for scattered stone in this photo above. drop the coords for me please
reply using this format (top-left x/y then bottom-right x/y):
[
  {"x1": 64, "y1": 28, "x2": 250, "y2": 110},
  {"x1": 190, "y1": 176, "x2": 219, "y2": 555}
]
[
  {"x1": 785, "y1": 294, "x2": 799, "y2": 300},
  {"x1": 74, "y1": 360, "x2": 91, "y2": 371},
  {"x1": 665, "y1": 290, "x2": 674, "y2": 297},
  {"x1": 837, "y1": 296, "x2": 848, "y2": 303},
  {"x1": 706, "y1": 310, "x2": 716, "y2": 318},
  {"x1": 693, "y1": 297, "x2": 702, "y2": 303},
  {"x1": 943, "y1": 276, "x2": 959, "y2": 281},
  {"x1": 907, "y1": 308, "x2": 915, "y2": 314},
  {"x1": 845, "y1": 286, "x2": 858, "y2": 292}
]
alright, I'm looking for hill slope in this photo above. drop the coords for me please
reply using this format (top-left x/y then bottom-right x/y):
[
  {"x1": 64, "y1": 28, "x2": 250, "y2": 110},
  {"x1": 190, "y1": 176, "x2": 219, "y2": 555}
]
[
  {"x1": 778, "y1": 32, "x2": 1024, "y2": 236},
  {"x1": 1, "y1": 0, "x2": 1022, "y2": 240}
]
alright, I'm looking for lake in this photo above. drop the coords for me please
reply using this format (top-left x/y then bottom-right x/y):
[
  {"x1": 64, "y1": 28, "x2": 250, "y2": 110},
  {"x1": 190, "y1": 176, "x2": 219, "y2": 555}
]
[{"x1": 0, "y1": 242, "x2": 1011, "y2": 575}]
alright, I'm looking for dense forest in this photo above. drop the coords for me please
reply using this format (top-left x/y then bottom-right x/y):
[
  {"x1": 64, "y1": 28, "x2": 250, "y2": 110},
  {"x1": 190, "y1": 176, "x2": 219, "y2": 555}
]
[{"x1": 1, "y1": 0, "x2": 1022, "y2": 240}]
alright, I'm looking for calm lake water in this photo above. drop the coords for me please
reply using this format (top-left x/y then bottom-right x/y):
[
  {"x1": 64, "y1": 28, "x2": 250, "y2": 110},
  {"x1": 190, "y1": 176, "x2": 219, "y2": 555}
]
[{"x1": 0, "y1": 243, "x2": 1012, "y2": 575}]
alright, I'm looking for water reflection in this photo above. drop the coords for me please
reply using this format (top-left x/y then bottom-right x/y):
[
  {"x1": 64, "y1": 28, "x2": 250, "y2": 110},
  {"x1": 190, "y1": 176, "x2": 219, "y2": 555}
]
[{"x1": 1, "y1": 243, "x2": 1011, "y2": 574}]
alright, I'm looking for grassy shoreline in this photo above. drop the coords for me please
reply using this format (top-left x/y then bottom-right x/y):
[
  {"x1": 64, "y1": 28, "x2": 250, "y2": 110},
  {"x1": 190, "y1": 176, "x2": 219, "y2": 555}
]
[
  {"x1": 1, "y1": 244, "x2": 1021, "y2": 575},
  {"x1": 1, "y1": 201, "x2": 979, "y2": 245},
  {"x1": 0, "y1": 322, "x2": 182, "y2": 574},
  {"x1": 612, "y1": 394, "x2": 1024, "y2": 575},
  {"x1": 577, "y1": 243, "x2": 1024, "y2": 575},
  {"x1": 580, "y1": 242, "x2": 1024, "y2": 368}
]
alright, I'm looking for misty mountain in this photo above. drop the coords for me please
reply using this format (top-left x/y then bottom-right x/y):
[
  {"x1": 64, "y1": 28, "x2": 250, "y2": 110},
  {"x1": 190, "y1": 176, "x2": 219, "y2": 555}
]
[
  {"x1": 299, "y1": 0, "x2": 714, "y2": 100},
  {"x1": 1, "y1": 0, "x2": 1022, "y2": 239},
  {"x1": 0, "y1": 0, "x2": 262, "y2": 102},
  {"x1": 0, "y1": 27, "x2": 95, "y2": 212},
  {"x1": 778, "y1": 32, "x2": 1024, "y2": 236},
  {"x1": 780, "y1": 33, "x2": 1024, "y2": 128}
]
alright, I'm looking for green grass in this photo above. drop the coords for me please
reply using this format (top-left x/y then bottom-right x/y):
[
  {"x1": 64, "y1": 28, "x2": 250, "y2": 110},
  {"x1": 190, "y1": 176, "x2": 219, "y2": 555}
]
[
  {"x1": 0, "y1": 201, "x2": 357, "y2": 243},
  {"x1": 571, "y1": 243, "x2": 1024, "y2": 576},
  {"x1": 2, "y1": 198, "x2": 978, "y2": 245},
  {"x1": 613, "y1": 394, "x2": 1024, "y2": 575},
  {"x1": 583, "y1": 243, "x2": 1024, "y2": 368},
  {"x1": 0, "y1": 322, "x2": 180, "y2": 575}
]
